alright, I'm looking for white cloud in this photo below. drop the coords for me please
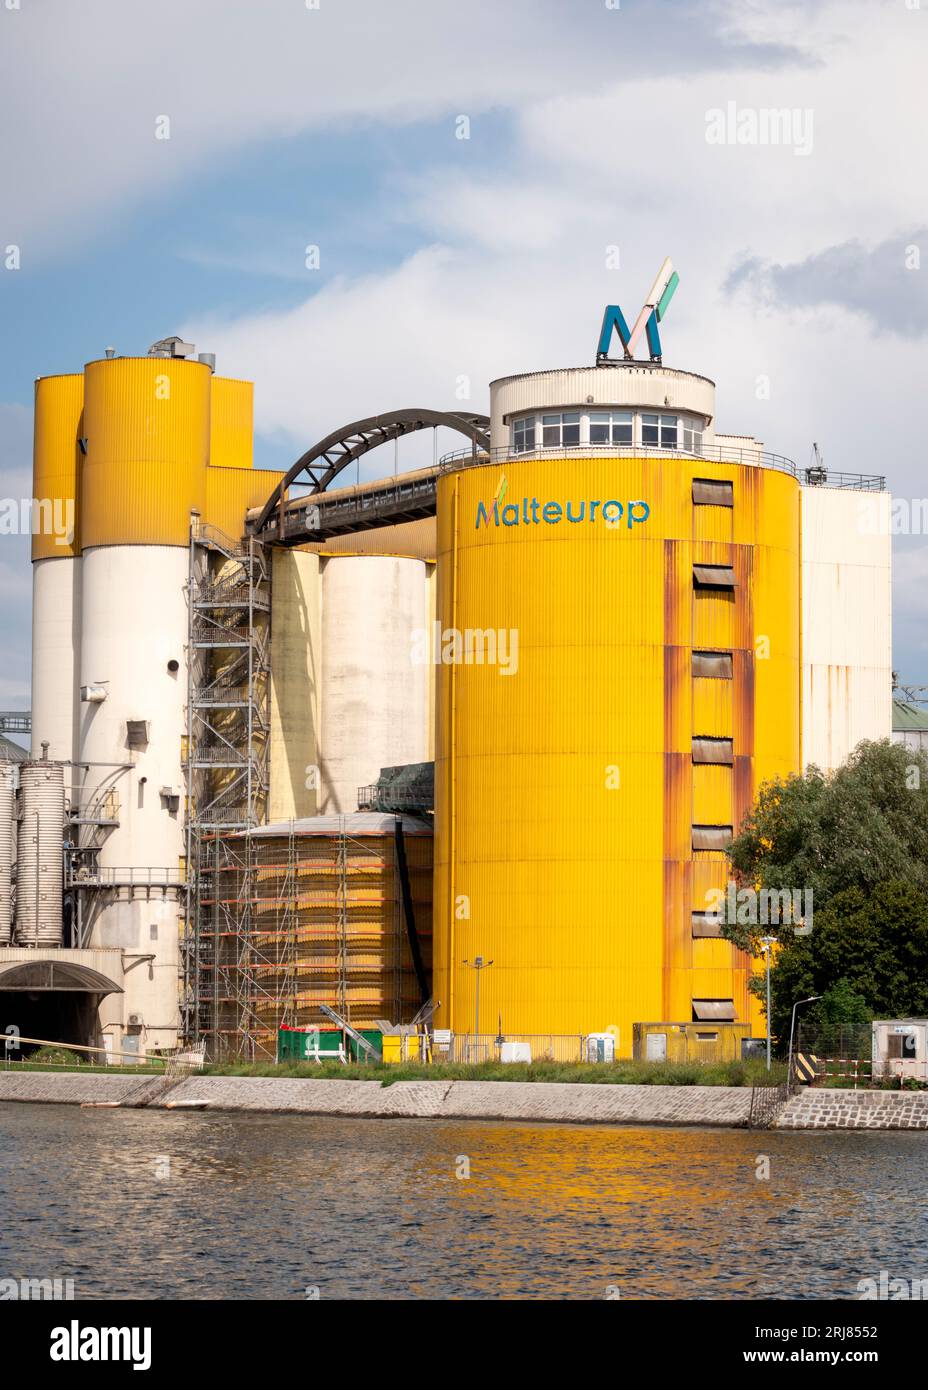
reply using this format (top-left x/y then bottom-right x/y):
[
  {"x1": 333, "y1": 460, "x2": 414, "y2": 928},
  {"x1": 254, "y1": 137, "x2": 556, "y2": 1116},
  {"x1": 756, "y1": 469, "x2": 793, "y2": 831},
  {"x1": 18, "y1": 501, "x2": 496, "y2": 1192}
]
[
  {"x1": 5, "y1": 0, "x2": 927, "y2": 678},
  {"x1": 1, "y1": 0, "x2": 832, "y2": 255}
]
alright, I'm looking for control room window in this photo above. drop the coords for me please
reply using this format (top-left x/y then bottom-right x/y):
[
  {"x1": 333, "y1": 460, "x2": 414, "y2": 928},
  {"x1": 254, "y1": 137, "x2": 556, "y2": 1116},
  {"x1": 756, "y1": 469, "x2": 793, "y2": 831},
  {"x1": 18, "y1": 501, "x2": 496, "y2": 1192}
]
[
  {"x1": 642, "y1": 413, "x2": 678, "y2": 448},
  {"x1": 512, "y1": 416, "x2": 535, "y2": 453},
  {"x1": 541, "y1": 412, "x2": 580, "y2": 448},
  {"x1": 684, "y1": 422, "x2": 704, "y2": 454},
  {"x1": 589, "y1": 411, "x2": 633, "y2": 446}
]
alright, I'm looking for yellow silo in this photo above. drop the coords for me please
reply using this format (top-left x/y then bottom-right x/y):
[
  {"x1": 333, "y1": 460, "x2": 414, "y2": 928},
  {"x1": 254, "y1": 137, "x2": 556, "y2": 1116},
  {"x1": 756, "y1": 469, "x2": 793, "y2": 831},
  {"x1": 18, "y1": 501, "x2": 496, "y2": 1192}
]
[{"x1": 433, "y1": 365, "x2": 800, "y2": 1054}]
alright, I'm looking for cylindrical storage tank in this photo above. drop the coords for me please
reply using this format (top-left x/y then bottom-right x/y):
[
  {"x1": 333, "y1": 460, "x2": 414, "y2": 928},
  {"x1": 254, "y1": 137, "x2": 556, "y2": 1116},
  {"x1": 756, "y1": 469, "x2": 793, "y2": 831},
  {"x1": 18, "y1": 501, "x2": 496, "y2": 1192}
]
[
  {"x1": 73, "y1": 355, "x2": 211, "y2": 1051},
  {"x1": 16, "y1": 761, "x2": 65, "y2": 947},
  {"x1": 31, "y1": 374, "x2": 84, "y2": 763},
  {"x1": 81, "y1": 356, "x2": 211, "y2": 549},
  {"x1": 0, "y1": 767, "x2": 14, "y2": 944},
  {"x1": 318, "y1": 556, "x2": 430, "y2": 813},
  {"x1": 433, "y1": 449, "x2": 800, "y2": 1051}
]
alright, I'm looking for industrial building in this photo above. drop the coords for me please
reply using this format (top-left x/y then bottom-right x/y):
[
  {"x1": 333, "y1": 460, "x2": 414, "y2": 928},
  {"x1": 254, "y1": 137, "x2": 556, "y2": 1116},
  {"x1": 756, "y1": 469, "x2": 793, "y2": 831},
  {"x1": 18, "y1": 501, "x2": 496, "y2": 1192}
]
[{"x1": 1, "y1": 291, "x2": 892, "y2": 1060}]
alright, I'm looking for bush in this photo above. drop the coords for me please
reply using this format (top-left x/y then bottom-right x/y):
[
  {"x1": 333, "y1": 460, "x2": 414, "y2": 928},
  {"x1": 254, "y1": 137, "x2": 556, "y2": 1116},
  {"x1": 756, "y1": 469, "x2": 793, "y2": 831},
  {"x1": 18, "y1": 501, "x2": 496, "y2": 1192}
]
[{"x1": 28, "y1": 1045, "x2": 85, "y2": 1067}]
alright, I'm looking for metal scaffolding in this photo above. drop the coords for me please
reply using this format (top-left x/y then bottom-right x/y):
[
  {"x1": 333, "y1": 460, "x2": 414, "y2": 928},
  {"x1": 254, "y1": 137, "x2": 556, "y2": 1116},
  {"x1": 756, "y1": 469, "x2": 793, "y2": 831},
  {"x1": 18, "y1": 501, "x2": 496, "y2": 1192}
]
[
  {"x1": 188, "y1": 819, "x2": 432, "y2": 1062},
  {"x1": 181, "y1": 520, "x2": 270, "y2": 1050}
]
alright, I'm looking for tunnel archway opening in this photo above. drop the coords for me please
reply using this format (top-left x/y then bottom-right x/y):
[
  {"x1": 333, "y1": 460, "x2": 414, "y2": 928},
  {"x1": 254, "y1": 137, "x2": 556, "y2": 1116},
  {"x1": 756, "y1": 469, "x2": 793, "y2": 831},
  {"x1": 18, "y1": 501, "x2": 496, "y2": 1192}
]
[{"x1": 0, "y1": 961, "x2": 123, "y2": 1058}]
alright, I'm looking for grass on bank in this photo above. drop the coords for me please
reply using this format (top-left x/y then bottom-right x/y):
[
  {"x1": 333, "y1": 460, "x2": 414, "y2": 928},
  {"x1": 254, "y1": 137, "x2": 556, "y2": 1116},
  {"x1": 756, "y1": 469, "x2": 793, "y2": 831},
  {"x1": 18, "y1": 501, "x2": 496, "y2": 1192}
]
[
  {"x1": 200, "y1": 1057, "x2": 792, "y2": 1087},
  {"x1": 10, "y1": 1048, "x2": 789, "y2": 1086}
]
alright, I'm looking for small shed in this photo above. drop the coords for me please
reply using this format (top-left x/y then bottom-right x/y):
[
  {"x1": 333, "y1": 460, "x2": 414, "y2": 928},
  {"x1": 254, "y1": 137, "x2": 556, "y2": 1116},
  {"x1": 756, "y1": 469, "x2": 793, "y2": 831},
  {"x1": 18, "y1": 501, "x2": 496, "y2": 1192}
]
[{"x1": 871, "y1": 1019, "x2": 928, "y2": 1083}]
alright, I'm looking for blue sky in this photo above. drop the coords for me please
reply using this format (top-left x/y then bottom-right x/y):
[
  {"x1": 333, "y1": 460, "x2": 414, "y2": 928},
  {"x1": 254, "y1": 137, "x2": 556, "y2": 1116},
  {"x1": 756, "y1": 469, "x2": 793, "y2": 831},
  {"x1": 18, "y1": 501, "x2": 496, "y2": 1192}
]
[{"x1": 1, "y1": 0, "x2": 926, "y2": 724}]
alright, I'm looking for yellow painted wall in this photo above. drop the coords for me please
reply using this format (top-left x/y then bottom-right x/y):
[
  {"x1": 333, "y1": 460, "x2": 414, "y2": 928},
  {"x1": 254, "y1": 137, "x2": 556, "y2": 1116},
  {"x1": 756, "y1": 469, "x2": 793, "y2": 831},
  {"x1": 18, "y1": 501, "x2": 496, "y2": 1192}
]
[
  {"x1": 34, "y1": 359, "x2": 285, "y2": 553},
  {"x1": 32, "y1": 374, "x2": 84, "y2": 561},
  {"x1": 205, "y1": 466, "x2": 286, "y2": 544},
  {"x1": 433, "y1": 455, "x2": 800, "y2": 1051},
  {"x1": 81, "y1": 357, "x2": 211, "y2": 548},
  {"x1": 209, "y1": 377, "x2": 254, "y2": 470},
  {"x1": 269, "y1": 549, "x2": 322, "y2": 821}
]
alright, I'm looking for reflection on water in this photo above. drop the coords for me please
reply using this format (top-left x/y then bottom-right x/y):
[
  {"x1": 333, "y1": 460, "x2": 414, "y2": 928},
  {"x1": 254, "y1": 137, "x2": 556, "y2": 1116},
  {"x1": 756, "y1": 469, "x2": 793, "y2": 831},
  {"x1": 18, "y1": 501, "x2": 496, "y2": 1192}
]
[{"x1": 0, "y1": 1103, "x2": 924, "y2": 1299}]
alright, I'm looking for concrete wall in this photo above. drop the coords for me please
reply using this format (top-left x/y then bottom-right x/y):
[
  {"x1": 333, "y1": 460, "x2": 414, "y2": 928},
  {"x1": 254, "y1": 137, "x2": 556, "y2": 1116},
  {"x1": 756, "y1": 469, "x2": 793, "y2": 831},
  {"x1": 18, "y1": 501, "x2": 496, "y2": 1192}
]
[
  {"x1": 318, "y1": 555, "x2": 430, "y2": 813},
  {"x1": 268, "y1": 549, "x2": 321, "y2": 821},
  {"x1": 800, "y1": 488, "x2": 892, "y2": 771},
  {"x1": 76, "y1": 545, "x2": 186, "y2": 1050},
  {"x1": 490, "y1": 363, "x2": 716, "y2": 445}
]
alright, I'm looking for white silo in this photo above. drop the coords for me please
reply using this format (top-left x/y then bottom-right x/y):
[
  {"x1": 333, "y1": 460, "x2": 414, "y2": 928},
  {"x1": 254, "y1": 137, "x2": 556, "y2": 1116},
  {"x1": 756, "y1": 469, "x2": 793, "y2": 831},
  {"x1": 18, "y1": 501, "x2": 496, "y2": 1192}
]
[
  {"x1": 318, "y1": 555, "x2": 430, "y2": 812},
  {"x1": 16, "y1": 759, "x2": 65, "y2": 948},
  {"x1": 30, "y1": 374, "x2": 84, "y2": 764},
  {"x1": 69, "y1": 353, "x2": 211, "y2": 1050},
  {"x1": 0, "y1": 765, "x2": 14, "y2": 945}
]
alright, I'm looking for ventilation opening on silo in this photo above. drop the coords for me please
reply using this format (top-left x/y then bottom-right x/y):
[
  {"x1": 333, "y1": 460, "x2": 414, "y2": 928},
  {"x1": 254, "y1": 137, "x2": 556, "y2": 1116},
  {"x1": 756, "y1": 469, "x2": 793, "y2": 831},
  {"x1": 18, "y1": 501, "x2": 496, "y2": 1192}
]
[
  {"x1": 126, "y1": 720, "x2": 150, "y2": 751},
  {"x1": 693, "y1": 564, "x2": 737, "y2": 589},
  {"x1": 692, "y1": 478, "x2": 734, "y2": 507},
  {"x1": 692, "y1": 999, "x2": 737, "y2": 1022},
  {"x1": 692, "y1": 650, "x2": 733, "y2": 679},
  {"x1": 692, "y1": 824, "x2": 733, "y2": 851}
]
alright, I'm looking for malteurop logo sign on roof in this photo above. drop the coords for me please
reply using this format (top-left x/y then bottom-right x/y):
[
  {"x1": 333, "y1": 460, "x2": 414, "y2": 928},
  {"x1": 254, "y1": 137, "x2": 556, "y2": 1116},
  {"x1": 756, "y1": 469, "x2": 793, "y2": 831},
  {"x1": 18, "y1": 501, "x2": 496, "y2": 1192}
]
[{"x1": 597, "y1": 257, "x2": 679, "y2": 364}]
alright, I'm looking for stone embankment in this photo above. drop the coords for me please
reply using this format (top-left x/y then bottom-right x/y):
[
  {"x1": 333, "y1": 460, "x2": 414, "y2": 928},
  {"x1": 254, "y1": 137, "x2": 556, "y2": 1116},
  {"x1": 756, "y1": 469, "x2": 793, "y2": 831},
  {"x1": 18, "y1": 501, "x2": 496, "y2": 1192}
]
[
  {"x1": 774, "y1": 1088, "x2": 928, "y2": 1130},
  {"x1": 0, "y1": 1072, "x2": 926, "y2": 1129}
]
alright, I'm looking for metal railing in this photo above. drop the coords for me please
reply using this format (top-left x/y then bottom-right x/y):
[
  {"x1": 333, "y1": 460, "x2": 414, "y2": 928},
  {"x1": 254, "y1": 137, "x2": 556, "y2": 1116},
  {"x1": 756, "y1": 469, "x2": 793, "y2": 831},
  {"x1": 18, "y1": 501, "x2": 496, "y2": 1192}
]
[
  {"x1": 184, "y1": 744, "x2": 249, "y2": 766},
  {"x1": 193, "y1": 683, "x2": 251, "y2": 707},
  {"x1": 69, "y1": 866, "x2": 185, "y2": 889},
  {"x1": 0, "y1": 712, "x2": 31, "y2": 733},
  {"x1": 277, "y1": 474, "x2": 439, "y2": 539},
  {"x1": 748, "y1": 1081, "x2": 789, "y2": 1127},
  {"x1": 437, "y1": 442, "x2": 886, "y2": 491}
]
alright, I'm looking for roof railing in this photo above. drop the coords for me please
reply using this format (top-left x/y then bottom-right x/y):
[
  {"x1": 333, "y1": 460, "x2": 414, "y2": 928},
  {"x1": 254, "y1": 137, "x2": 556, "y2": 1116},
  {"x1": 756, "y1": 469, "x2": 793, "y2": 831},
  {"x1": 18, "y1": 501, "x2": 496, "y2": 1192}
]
[{"x1": 437, "y1": 442, "x2": 886, "y2": 491}]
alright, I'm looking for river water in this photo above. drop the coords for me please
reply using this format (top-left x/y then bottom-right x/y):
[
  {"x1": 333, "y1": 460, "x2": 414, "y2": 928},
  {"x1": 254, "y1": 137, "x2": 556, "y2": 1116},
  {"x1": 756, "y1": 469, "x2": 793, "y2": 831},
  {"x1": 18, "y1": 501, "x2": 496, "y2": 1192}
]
[{"x1": 0, "y1": 1103, "x2": 924, "y2": 1300}]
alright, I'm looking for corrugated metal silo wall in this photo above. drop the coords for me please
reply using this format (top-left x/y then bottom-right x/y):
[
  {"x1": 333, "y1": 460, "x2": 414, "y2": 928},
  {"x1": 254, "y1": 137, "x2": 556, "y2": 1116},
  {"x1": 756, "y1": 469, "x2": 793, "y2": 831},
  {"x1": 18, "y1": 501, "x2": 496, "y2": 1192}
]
[{"x1": 433, "y1": 456, "x2": 800, "y2": 1051}]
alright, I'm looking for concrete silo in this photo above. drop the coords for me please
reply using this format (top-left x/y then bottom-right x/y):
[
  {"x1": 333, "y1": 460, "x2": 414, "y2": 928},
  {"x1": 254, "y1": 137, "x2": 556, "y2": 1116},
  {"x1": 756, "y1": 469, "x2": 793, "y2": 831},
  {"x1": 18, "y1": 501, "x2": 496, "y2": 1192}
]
[
  {"x1": 30, "y1": 374, "x2": 83, "y2": 766},
  {"x1": 318, "y1": 555, "x2": 430, "y2": 813}
]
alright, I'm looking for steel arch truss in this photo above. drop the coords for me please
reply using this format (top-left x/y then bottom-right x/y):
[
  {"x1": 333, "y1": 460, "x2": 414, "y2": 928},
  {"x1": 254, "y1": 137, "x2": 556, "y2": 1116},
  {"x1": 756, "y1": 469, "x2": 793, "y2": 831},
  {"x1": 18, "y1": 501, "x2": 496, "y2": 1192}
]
[{"x1": 254, "y1": 409, "x2": 490, "y2": 534}]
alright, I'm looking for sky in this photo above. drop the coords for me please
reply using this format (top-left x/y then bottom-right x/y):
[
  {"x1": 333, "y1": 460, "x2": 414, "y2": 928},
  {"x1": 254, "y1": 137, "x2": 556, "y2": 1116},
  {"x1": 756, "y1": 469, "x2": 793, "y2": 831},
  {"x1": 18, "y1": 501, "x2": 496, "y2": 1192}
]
[{"x1": 1, "y1": 0, "x2": 926, "y2": 730}]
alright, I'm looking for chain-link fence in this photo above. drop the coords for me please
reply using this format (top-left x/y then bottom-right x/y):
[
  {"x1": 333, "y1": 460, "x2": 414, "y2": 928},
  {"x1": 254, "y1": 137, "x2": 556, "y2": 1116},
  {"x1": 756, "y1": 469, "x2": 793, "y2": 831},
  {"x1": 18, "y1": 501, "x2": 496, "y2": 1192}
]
[{"x1": 794, "y1": 1022, "x2": 873, "y2": 1086}]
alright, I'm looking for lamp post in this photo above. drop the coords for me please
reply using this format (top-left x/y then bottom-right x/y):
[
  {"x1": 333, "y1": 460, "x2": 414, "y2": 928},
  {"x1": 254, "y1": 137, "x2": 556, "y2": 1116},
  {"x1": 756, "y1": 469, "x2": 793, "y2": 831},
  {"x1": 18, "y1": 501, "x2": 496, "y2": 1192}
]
[
  {"x1": 759, "y1": 936, "x2": 776, "y2": 1072},
  {"x1": 788, "y1": 995, "x2": 822, "y2": 1088},
  {"x1": 463, "y1": 956, "x2": 493, "y2": 1063}
]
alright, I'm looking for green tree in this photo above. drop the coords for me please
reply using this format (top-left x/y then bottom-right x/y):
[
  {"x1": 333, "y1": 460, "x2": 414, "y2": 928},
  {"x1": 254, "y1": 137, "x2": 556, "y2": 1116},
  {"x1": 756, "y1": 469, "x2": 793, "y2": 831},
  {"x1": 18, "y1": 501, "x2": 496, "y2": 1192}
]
[
  {"x1": 721, "y1": 741, "x2": 928, "y2": 1047},
  {"x1": 728, "y1": 740, "x2": 928, "y2": 908},
  {"x1": 806, "y1": 978, "x2": 872, "y2": 1047}
]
